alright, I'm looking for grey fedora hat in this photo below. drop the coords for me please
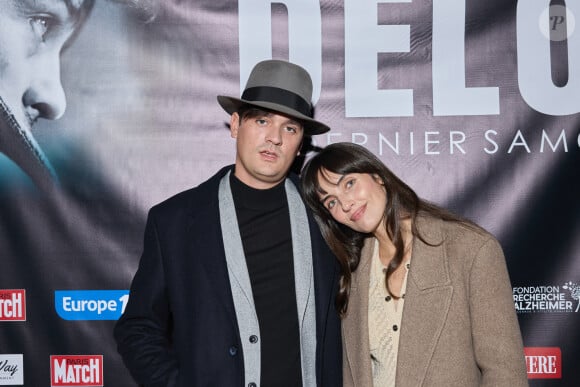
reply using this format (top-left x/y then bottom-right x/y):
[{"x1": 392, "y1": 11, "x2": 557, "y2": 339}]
[{"x1": 217, "y1": 59, "x2": 330, "y2": 135}]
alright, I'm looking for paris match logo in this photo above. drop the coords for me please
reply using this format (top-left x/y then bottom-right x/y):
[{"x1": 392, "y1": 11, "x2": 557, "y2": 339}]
[
  {"x1": 0, "y1": 290, "x2": 26, "y2": 321},
  {"x1": 524, "y1": 347, "x2": 562, "y2": 379},
  {"x1": 50, "y1": 355, "x2": 103, "y2": 387}
]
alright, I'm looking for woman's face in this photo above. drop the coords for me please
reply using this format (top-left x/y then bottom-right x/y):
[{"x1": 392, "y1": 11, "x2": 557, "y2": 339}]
[{"x1": 317, "y1": 168, "x2": 387, "y2": 235}]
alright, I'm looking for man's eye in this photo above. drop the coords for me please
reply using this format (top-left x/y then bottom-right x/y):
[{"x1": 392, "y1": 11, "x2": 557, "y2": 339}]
[
  {"x1": 256, "y1": 118, "x2": 268, "y2": 125},
  {"x1": 29, "y1": 16, "x2": 51, "y2": 41},
  {"x1": 285, "y1": 126, "x2": 297, "y2": 133}
]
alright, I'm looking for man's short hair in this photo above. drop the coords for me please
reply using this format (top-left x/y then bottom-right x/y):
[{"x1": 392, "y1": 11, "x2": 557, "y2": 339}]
[{"x1": 237, "y1": 106, "x2": 305, "y2": 130}]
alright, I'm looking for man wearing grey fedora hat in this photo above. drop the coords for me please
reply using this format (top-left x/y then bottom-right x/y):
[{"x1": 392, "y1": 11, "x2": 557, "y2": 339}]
[{"x1": 115, "y1": 59, "x2": 342, "y2": 387}]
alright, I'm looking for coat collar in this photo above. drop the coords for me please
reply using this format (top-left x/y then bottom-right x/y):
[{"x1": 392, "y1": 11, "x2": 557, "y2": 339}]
[{"x1": 350, "y1": 215, "x2": 451, "y2": 290}]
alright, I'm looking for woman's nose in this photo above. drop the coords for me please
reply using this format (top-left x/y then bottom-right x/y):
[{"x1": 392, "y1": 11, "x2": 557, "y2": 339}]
[{"x1": 340, "y1": 199, "x2": 354, "y2": 212}]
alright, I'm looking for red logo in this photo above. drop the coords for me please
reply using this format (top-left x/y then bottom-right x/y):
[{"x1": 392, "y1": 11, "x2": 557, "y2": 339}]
[
  {"x1": 50, "y1": 355, "x2": 103, "y2": 386},
  {"x1": 524, "y1": 347, "x2": 562, "y2": 379},
  {"x1": 0, "y1": 289, "x2": 26, "y2": 321}
]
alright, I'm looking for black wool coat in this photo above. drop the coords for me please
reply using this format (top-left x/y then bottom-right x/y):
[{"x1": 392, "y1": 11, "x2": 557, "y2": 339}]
[{"x1": 114, "y1": 166, "x2": 342, "y2": 387}]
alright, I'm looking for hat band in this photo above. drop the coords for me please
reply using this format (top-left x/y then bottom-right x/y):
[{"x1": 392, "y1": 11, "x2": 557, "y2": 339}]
[{"x1": 241, "y1": 86, "x2": 312, "y2": 117}]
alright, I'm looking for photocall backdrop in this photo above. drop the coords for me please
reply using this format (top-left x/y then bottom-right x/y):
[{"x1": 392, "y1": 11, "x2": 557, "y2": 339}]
[{"x1": 1, "y1": 0, "x2": 579, "y2": 386}]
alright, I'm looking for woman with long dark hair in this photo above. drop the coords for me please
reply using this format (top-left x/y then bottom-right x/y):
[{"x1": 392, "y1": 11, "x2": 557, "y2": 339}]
[{"x1": 301, "y1": 142, "x2": 528, "y2": 387}]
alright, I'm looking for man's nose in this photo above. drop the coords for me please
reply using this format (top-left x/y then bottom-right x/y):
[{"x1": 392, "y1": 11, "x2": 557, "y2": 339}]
[
  {"x1": 23, "y1": 54, "x2": 67, "y2": 120},
  {"x1": 266, "y1": 126, "x2": 283, "y2": 145}
]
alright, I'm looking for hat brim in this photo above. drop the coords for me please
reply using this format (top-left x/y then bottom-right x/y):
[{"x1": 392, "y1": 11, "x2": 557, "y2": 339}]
[{"x1": 217, "y1": 95, "x2": 330, "y2": 135}]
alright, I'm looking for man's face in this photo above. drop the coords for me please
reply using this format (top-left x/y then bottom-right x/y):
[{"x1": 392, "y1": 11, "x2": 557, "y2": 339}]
[
  {"x1": 0, "y1": 0, "x2": 89, "y2": 187},
  {"x1": 230, "y1": 109, "x2": 304, "y2": 190},
  {"x1": 0, "y1": 0, "x2": 88, "y2": 131}
]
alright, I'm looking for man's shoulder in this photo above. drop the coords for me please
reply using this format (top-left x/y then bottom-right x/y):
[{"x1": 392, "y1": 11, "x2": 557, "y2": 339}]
[{"x1": 286, "y1": 171, "x2": 300, "y2": 186}]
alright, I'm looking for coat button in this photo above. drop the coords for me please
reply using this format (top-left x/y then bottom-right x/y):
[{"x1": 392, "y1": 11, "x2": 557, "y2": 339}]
[
  {"x1": 248, "y1": 383, "x2": 257, "y2": 387},
  {"x1": 228, "y1": 346, "x2": 238, "y2": 356},
  {"x1": 249, "y1": 335, "x2": 259, "y2": 344},
  {"x1": 393, "y1": 325, "x2": 398, "y2": 332}
]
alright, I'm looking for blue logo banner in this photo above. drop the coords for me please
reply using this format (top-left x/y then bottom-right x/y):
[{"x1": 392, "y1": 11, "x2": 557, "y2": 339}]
[{"x1": 55, "y1": 290, "x2": 129, "y2": 321}]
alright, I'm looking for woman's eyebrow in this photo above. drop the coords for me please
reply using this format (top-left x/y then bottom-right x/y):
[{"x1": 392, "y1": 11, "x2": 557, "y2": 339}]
[
  {"x1": 318, "y1": 193, "x2": 330, "y2": 203},
  {"x1": 317, "y1": 174, "x2": 346, "y2": 203}
]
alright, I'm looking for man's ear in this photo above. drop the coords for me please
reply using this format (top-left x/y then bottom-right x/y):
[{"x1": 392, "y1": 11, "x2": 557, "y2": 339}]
[
  {"x1": 297, "y1": 138, "x2": 304, "y2": 155},
  {"x1": 230, "y1": 112, "x2": 240, "y2": 138}
]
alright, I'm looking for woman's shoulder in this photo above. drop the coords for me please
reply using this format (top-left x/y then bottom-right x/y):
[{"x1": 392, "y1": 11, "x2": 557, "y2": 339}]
[{"x1": 416, "y1": 214, "x2": 501, "y2": 252}]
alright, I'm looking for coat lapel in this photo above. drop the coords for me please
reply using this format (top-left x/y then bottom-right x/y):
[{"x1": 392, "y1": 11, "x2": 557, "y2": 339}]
[
  {"x1": 184, "y1": 167, "x2": 239, "y2": 323},
  {"x1": 396, "y1": 216, "x2": 453, "y2": 386},
  {"x1": 342, "y1": 239, "x2": 374, "y2": 387},
  {"x1": 218, "y1": 173, "x2": 257, "y2": 312}
]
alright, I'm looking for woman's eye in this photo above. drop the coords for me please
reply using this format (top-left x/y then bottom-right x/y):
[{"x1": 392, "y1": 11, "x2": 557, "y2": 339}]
[
  {"x1": 326, "y1": 199, "x2": 336, "y2": 209},
  {"x1": 285, "y1": 126, "x2": 297, "y2": 133},
  {"x1": 30, "y1": 16, "x2": 51, "y2": 41},
  {"x1": 345, "y1": 179, "x2": 354, "y2": 189}
]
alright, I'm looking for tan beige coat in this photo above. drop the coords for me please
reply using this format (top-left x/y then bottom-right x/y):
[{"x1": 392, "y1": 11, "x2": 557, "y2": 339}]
[{"x1": 342, "y1": 216, "x2": 528, "y2": 387}]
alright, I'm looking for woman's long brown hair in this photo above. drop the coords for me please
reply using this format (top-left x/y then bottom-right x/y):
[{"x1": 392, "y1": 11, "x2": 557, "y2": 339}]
[{"x1": 300, "y1": 142, "x2": 474, "y2": 317}]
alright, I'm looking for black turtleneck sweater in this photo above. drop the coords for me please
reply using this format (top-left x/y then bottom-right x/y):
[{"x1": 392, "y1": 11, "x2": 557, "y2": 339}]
[{"x1": 230, "y1": 173, "x2": 303, "y2": 387}]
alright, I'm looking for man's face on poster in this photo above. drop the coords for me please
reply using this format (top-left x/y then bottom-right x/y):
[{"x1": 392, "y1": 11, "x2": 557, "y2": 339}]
[{"x1": 0, "y1": 0, "x2": 91, "y2": 187}]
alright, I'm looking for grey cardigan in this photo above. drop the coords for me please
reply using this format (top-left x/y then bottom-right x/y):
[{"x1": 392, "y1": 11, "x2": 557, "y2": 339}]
[{"x1": 219, "y1": 172, "x2": 317, "y2": 387}]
